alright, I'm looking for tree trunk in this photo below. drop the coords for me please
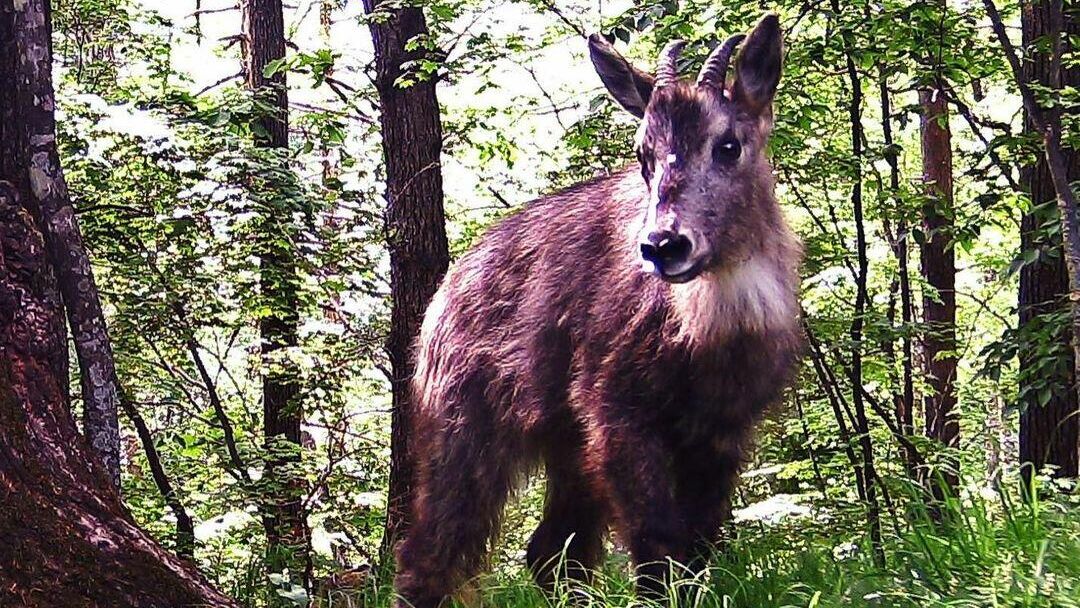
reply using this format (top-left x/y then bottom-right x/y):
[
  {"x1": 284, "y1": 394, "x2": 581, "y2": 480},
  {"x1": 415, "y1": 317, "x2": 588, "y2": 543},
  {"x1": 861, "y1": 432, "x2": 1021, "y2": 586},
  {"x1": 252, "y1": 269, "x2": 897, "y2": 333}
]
[
  {"x1": 919, "y1": 0, "x2": 959, "y2": 492},
  {"x1": 0, "y1": 3, "x2": 224, "y2": 602},
  {"x1": 834, "y1": 0, "x2": 885, "y2": 567},
  {"x1": 1018, "y1": 0, "x2": 1079, "y2": 483},
  {"x1": 362, "y1": 0, "x2": 451, "y2": 563},
  {"x1": 4, "y1": 0, "x2": 121, "y2": 489},
  {"x1": 880, "y1": 64, "x2": 917, "y2": 478},
  {"x1": 240, "y1": 0, "x2": 310, "y2": 588},
  {"x1": 0, "y1": 183, "x2": 233, "y2": 607},
  {"x1": 121, "y1": 392, "x2": 196, "y2": 557}
]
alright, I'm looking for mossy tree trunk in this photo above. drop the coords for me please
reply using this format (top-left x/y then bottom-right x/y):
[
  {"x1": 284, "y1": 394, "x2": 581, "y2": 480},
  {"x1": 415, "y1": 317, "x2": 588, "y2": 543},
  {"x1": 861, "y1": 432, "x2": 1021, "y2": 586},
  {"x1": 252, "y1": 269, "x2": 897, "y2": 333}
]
[{"x1": 240, "y1": 0, "x2": 312, "y2": 590}]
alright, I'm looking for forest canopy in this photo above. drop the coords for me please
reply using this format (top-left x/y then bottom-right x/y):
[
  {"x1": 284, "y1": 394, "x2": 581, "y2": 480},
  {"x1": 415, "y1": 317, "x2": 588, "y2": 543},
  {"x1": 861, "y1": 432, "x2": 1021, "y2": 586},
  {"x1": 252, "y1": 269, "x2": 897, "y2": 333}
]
[{"x1": 1, "y1": 0, "x2": 1079, "y2": 607}]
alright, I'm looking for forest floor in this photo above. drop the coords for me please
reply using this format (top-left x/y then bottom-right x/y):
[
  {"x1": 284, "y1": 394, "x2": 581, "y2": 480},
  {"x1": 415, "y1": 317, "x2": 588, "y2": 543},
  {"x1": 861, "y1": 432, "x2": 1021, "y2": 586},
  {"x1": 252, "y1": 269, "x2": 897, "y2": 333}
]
[{"x1": 356, "y1": 478, "x2": 1080, "y2": 608}]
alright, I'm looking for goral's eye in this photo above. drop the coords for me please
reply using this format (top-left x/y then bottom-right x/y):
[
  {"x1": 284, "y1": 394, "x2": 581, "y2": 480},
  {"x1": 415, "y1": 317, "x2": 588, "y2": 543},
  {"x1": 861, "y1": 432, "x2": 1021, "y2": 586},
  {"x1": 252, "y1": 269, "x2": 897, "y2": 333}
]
[{"x1": 711, "y1": 136, "x2": 741, "y2": 166}]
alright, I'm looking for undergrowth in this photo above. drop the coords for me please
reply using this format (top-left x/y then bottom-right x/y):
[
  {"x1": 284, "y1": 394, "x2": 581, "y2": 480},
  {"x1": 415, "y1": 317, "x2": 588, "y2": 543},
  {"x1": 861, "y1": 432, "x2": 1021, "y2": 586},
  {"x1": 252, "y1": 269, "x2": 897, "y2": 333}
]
[{"x1": 344, "y1": 476, "x2": 1080, "y2": 608}]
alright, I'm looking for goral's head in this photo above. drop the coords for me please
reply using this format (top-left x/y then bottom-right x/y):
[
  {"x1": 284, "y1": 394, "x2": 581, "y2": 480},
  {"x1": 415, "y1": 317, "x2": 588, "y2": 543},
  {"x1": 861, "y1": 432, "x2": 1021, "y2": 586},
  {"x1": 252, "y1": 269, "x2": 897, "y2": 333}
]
[{"x1": 589, "y1": 15, "x2": 783, "y2": 283}]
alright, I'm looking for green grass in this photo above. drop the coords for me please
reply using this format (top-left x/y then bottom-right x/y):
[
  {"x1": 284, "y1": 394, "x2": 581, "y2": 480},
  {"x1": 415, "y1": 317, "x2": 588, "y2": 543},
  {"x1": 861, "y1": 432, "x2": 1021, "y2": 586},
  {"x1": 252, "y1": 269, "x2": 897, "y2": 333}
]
[{"x1": 347, "y1": 477, "x2": 1080, "y2": 608}]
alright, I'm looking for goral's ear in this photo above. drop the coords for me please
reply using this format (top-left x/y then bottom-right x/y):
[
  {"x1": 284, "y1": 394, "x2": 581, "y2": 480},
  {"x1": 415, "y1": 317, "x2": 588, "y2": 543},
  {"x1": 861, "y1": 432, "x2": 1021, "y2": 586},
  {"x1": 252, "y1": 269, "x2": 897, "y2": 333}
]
[
  {"x1": 588, "y1": 34, "x2": 656, "y2": 119},
  {"x1": 732, "y1": 14, "x2": 783, "y2": 115}
]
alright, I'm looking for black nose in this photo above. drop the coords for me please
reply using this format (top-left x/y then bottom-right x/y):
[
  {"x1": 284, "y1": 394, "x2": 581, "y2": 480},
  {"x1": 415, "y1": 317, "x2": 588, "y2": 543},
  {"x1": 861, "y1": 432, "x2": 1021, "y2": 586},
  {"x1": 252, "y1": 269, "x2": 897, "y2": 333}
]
[{"x1": 640, "y1": 230, "x2": 692, "y2": 273}]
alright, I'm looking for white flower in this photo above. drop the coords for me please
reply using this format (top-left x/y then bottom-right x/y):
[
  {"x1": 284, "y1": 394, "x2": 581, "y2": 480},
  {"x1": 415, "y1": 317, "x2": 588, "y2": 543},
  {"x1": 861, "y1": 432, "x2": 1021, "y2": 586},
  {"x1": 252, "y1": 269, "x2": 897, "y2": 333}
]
[
  {"x1": 832, "y1": 541, "x2": 858, "y2": 560},
  {"x1": 732, "y1": 494, "x2": 811, "y2": 525}
]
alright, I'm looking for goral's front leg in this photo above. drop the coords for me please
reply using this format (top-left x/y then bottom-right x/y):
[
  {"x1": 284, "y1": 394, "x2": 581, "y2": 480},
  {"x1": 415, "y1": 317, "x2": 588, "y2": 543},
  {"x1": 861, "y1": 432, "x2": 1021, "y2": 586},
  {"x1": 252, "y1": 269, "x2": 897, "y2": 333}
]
[
  {"x1": 581, "y1": 403, "x2": 691, "y2": 605},
  {"x1": 673, "y1": 432, "x2": 744, "y2": 576}
]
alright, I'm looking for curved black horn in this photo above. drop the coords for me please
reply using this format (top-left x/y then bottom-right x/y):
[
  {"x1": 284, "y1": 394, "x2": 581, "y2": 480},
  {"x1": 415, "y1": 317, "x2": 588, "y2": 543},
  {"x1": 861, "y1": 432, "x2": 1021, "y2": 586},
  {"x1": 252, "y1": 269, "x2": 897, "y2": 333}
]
[
  {"x1": 654, "y1": 39, "x2": 687, "y2": 88},
  {"x1": 696, "y1": 33, "x2": 746, "y2": 91}
]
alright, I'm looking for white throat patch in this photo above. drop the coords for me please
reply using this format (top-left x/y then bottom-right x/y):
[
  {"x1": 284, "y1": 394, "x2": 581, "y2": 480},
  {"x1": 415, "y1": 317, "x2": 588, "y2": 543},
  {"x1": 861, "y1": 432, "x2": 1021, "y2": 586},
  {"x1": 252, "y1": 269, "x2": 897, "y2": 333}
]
[{"x1": 670, "y1": 256, "x2": 796, "y2": 348}]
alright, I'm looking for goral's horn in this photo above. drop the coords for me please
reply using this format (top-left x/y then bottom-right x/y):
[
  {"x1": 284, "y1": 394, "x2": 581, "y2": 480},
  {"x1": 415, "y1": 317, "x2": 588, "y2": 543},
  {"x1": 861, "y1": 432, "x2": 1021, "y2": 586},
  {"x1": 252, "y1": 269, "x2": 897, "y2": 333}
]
[
  {"x1": 654, "y1": 39, "x2": 687, "y2": 88},
  {"x1": 696, "y1": 33, "x2": 746, "y2": 92}
]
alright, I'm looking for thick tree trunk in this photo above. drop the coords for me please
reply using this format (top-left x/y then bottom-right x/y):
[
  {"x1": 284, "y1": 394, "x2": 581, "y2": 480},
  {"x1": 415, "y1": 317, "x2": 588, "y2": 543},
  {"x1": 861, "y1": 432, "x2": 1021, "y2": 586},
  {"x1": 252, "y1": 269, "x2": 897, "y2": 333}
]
[
  {"x1": 0, "y1": 183, "x2": 234, "y2": 607},
  {"x1": 1018, "y1": 0, "x2": 1080, "y2": 482},
  {"x1": 240, "y1": 0, "x2": 310, "y2": 587},
  {"x1": 4, "y1": 0, "x2": 121, "y2": 489},
  {"x1": 919, "y1": 2, "x2": 959, "y2": 491},
  {"x1": 920, "y1": 86, "x2": 959, "y2": 476},
  {"x1": 243, "y1": 0, "x2": 289, "y2": 148},
  {"x1": 0, "y1": 4, "x2": 228, "y2": 603},
  {"x1": 362, "y1": 0, "x2": 450, "y2": 562}
]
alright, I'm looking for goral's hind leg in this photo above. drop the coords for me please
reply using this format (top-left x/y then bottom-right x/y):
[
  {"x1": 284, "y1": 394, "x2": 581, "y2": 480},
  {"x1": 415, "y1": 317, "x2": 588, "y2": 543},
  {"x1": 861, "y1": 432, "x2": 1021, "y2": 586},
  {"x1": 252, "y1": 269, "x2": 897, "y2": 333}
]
[
  {"x1": 527, "y1": 438, "x2": 607, "y2": 595},
  {"x1": 394, "y1": 385, "x2": 519, "y2": 608}
]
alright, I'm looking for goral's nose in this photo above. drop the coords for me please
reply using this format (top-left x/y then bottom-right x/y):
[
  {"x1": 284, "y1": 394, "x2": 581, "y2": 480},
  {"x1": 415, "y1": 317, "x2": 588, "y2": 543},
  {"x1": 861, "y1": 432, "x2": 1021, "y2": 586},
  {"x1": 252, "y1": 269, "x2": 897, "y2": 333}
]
[{"x1": 640, "y1": 230, "x2": 692, "y2": 274}]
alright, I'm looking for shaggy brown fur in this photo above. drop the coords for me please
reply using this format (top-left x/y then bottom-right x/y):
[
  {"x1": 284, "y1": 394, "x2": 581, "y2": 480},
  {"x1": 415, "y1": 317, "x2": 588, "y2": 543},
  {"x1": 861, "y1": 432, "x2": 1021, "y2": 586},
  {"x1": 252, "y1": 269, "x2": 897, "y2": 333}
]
[{"x1": 395, "y1": 14, "x2": 801, "y2": 608}]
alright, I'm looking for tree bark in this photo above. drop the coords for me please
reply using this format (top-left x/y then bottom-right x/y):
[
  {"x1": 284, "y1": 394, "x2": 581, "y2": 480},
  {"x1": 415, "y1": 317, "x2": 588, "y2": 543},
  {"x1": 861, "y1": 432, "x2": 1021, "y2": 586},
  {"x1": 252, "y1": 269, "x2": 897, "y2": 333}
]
[
  {"x1": 0, "y1": 139, "x2": 235, "y2": 608},
  {"x1": 4, "y1": 0, "x2": 121, "y2": 489},
  {"x1": 0, "y1": 4, "x2": 230, "y2": 603},
  {"x1": 1018, "y1": 0, "x2": 1079, "y2": 482},
  {"x1": 0, "y1": 182, "x2": 234, "y2": 607},
  {"x1": 919, "y1": 0, "x2": 959, "y2": 492},
  {"x1": 240, "y1": 0, "x2": 310, "y2": 587},
  {"x1": 362, "y1": 0, "x2": 451, "y2": 563}
]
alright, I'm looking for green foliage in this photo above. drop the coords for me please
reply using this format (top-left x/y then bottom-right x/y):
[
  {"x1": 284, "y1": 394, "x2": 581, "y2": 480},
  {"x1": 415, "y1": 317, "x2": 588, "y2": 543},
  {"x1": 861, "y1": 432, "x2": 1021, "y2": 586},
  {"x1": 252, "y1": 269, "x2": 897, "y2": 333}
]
[{"x1": 342, "y1": 474, "x2": 1080, "y2": 608}]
